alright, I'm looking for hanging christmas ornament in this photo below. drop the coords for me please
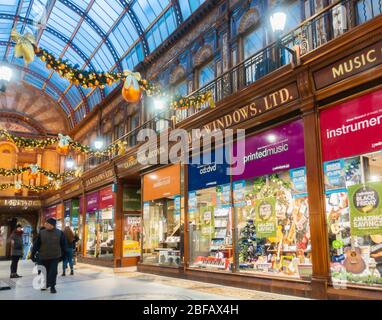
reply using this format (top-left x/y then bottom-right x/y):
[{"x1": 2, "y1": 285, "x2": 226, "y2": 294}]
[
  {"x1": 117, "y1": 141, "x2": 127, "y2": 156},
  {"x1": 11, "y1": 29, "x2": 36, "y2": 65},
  {"x1": 28, "y1": 164, "x2": 39, "y2": 180},
  {"x1": 121, "y1": 70, "x2": 142, "y2": 104},
  {"x1": 56, "y1": 133, "x2": 71, "y2": 155},
  {"x1": 14, "y1": 180, "x2": 22, "y2": 192}
]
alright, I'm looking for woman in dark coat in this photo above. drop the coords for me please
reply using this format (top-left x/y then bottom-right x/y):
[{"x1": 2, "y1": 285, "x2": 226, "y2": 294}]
[{"x1": 10, "y1": 224, "x2": 24, "y2": 278}]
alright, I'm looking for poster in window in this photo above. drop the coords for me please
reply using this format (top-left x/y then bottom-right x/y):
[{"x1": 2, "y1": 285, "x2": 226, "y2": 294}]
[
  {"x1": 324, "y1": 159, "x2": 346, "y2": 193},
  {"x1": 123, "y1": 216, "x2": 141, "y2": 257},
  {"x1": 290, "y1": 167, "x2": 308, "y2": 198},
  {"x1": 255, "y1": 197, "x2": 277, "y2": 238},
  {"x1": 349, "y1": 182, "x2": 382, "y2": 236}
]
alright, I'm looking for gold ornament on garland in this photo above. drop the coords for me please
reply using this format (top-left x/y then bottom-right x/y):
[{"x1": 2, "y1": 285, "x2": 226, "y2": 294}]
[
  {"x1": 11, "y1": 29, "x2": 36, "y2": 65},
  {"x1": 121, "y1": 71, "x2": 142, "y2": 104}
]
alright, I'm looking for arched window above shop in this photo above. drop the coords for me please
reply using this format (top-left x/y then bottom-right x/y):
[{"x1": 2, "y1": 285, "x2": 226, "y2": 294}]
[
  {"x1": 193, "y1": 44, "x2": 215, "y2": 89},
  {"x1": 198, "y1": 61, "x2": 215, "y2": 89},
  {"x1": 283, "y1": 0, "x2": 302, "y2": 33},
  {"x1": 239, "y1": 7, "x2": 265, "y2": 60}
]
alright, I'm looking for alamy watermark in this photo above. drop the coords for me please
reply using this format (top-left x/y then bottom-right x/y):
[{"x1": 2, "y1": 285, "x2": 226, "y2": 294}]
[{"x1": 136, "y1": 128, "x2": 247, "y2": 175}]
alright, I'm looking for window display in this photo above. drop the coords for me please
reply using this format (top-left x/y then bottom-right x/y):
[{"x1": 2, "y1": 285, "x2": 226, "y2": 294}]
[
  {"x1": 85, "y1": 191, "x2": 100, "y2": 258},
  {"x1": 123, "y1": 215, "x2": 141, "y2": 258},
  {"x1": 143, "y1": 198, "x2": 181, "y2": 266},
  {"x1": 320, "y1": 89, "x2": 382, "y2": 288},
  {"x1": 98, "y1": 186, "x2": 115, "y2": 259},
  {"x1": 188, "y1": 149, "x2": 232, "y2": 271},
  {"x1": 0, "y1": 226, "x2": 8, "y2": 257},
  {"x1": 142, "y1": 164, "x2": 182, "y2": 267},
  {"x1": 232, "y1": 120, "x2": 312, "y2": 279}
]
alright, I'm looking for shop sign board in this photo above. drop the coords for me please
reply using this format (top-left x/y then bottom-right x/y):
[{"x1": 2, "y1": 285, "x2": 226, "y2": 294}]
[
  {"x1": 255, "y1": 197, "x2": 277, "y2": 238},
  {"x1": 56, "y1": 203, "x2": 64, "y2": 220},
  {"x1": 0, "y1": 199, "x2": 41, "y2": 207},
  {"x1": 71, "y1": 199, "x2": 80, "y2": 229},
  {"x1": 349, "y1": 182, "x2": 382, "y2": 236},
  {"x1": 84, "y1": 169, "x2": 114, "y2": 188},
  {"x1": 143, "y1": 164, "x2": 181, "y2": 201},
  {"x1": 188, "y1": 148, "x2": 230, "y2": 192},
  {"x1": 99, "y1": 185, "x2": 114, "y2": 209},
  {"x1": 313, "y1": 40, "x2": 382, "y2": 90},
  {"x1": 64, "y1": 200, "x2": 71, "y2": 218},
  {"x1": 45, "y1": 206, "x2": 57, "y2": 219},
  {"x1": 86, "y1": 192, "x2": 99, "y2": 212},
  {"x1": 320, "y1": 89, "x2": 382, "y2": 162},
  {"x1": 233, "y1": 120, "x2": 305, "y2": 181},
  {"x1": 190, "y1": 83, "x2": 299, "y2": 138}
]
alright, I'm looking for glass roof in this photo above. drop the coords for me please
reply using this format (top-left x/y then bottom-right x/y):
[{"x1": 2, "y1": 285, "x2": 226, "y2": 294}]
[{"x1": 0, "y1": 0, "x2": 206, "y2": 128}]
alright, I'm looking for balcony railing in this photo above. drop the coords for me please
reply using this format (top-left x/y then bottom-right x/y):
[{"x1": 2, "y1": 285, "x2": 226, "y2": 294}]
[
  {"x1": 174, "y1": 0, "x2": 382, "y2": 123},
  {"x1": 74, "y1": 0, "x2": 381, "y2": 175}
]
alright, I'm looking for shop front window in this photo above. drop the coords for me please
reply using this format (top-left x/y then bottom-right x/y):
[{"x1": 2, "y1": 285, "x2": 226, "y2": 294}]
[
  {"x1": 142, "y1": 197, "x2": 181, "y2": 266},
  {"x1": 320, "y1": 89, "x2": 382, "y2": 288},
  {"x1": 142, "y1": 164, "x2": 182, "y2": 267},
  {"x1": 189, "y1": 185, "x2": 233, "y2": 271},
  {"x1": 86, "y1": 212, "x2": 98, "y2": 257},
  {"x1": 233, "y1": 120, "x2": 312, "y2": 280},
  {"x1": 187, "y1": 148, "x2": 233, "y2": 271}
]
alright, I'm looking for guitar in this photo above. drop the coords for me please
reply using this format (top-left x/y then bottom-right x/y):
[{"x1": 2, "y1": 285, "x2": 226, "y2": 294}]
[{"x1": 343, "y1": 237, "x2": 366, "y2": 274}]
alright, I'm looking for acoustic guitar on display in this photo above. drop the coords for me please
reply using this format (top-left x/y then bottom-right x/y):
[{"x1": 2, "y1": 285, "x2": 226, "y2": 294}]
[{"x1": 343, "y1": 237, "x2": 366, "y2": 274}]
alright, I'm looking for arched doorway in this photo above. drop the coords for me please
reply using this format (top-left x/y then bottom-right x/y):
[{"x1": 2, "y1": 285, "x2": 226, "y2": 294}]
[{"x1": 0, "y1": 212, "x2": 38, "y2": 260}]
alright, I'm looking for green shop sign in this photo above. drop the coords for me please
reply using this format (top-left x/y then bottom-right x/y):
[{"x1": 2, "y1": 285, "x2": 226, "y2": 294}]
[
  {"x1": 349, "y1": 182, "x2": 382, "y2": 236},
  {"x1": 255, "y1": 197, "x2": 277, "y2": 238}
]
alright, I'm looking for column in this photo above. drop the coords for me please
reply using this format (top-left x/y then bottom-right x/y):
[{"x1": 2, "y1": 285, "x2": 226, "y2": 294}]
[
  {"x1": 113, "y1": 179, "x2": 124, "y2": 268},
  {"x1": 302, "y1": 98, "x2": 331, "y2": 299}
]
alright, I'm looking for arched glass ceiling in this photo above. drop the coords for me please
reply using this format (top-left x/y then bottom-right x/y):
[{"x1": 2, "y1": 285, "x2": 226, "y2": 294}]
[{"x1": 0, "y1": 0, "x2": 206, "y2": 128}]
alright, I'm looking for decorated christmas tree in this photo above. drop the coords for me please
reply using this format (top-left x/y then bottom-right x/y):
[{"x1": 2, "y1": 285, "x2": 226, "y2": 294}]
[{"x1": 238, "y1": 219, "x2": 265, "y2": 265}]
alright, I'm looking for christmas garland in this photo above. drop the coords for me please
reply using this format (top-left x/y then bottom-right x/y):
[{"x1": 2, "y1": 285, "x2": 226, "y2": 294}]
[
  {"x1": 0, "y1": 181, "x2": 62, "y2": 192},
  {"x1": 0, "y1": 129, "x2": 127, "y2": 157},
  {"x1": 11, "y1": 29, "x2": 214, "y2": 111},
  {"x1": 0, "y1": 166, "x2": 81, "y2": 180}
]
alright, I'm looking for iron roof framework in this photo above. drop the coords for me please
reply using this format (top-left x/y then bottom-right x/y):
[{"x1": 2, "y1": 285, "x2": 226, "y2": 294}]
[{"x1": 0, "y1": 0, "x2": 205, "y2": 127}]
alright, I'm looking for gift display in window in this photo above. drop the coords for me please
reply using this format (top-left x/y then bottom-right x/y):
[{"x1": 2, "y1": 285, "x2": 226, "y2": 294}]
[{"x1": 235, "y1": 173, "x2": 312, "y2": 279}]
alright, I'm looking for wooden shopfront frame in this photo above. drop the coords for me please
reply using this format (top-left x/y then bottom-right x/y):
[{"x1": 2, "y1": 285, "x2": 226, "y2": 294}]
[{"x1": 139, "y1": 163, "x2": 183, "y2": 273}]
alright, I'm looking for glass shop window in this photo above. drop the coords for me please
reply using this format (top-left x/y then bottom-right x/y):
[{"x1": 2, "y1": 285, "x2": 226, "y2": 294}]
[
  {"x1": 189, "y1": 185, "x2": 233, "y2": 271},
  {"x1": 320, "y1": 89, "x2": 382, "y2": 288},
  {"x1": 234, "y1": 172, "x2": 312, "y2": 279},
  {"x1": 85, "y1": 210, "x2": 114, "y2": 259},
  {"x1": 142, "y1": 197, "x2": 182, "y2": 267},
  {"x1": 324, "y1": 154, "x2": 382, "y2": 288}
]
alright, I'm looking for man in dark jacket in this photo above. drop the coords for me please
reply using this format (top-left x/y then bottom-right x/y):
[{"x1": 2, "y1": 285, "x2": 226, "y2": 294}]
[
  {"x1": 10, "y1": 224, "x2": 24, "y2": 278},
  {"x1": 32, "y1": 218, "x2": 66, "y2": 294}
]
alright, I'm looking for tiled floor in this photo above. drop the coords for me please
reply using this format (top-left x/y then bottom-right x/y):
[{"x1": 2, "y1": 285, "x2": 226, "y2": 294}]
[{"x1": 0, "y1": 260, "x2": 307, "y2": 300}]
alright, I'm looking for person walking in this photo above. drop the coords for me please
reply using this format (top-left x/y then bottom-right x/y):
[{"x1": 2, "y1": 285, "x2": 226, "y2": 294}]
[
  {"x1": 10, "y1": 224, "x2": 24, "y2": 279},
  {"x1": 31, "y1": 218, "x2": 66, "y2": 294},
  {"x1": 62, "y1": 226, "x2": 78, "y2": 276}
]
